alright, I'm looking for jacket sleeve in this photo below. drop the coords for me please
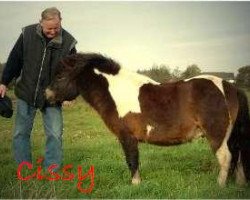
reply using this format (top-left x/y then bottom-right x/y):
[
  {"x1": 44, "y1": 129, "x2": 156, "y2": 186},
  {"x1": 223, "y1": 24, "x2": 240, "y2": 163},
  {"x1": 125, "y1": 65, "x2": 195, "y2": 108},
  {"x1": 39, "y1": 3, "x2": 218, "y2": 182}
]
[{"x1": 1, "y1": 34, "x2": 23, "y2": 86}]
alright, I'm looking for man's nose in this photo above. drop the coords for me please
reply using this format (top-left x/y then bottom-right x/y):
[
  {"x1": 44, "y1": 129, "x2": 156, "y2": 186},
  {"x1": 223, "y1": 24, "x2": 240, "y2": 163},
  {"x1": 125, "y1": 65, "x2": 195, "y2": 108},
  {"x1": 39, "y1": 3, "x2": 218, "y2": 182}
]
[{"x1": 50, "y1": 29, "x2": 56, "y2": 35}]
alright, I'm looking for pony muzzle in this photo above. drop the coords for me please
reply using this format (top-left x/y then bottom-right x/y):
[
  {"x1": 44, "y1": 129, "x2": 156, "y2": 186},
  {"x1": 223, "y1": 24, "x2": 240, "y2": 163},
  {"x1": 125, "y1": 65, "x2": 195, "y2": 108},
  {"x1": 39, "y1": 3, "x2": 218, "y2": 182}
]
[{"x1": 45, "y1": 88, "x2": 56, "y2": 103}]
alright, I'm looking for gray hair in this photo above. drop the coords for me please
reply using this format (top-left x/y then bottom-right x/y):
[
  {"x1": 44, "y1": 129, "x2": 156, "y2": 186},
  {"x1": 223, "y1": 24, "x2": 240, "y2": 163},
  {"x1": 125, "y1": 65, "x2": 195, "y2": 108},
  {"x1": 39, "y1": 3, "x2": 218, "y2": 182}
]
[{"x1": 41, "y1": 7, "x2": 62, "y2": 20}]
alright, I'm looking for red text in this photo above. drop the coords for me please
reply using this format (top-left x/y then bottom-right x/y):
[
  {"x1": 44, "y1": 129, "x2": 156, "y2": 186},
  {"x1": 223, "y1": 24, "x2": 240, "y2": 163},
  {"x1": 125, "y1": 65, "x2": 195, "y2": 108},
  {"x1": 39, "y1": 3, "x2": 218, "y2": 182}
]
[{"x1": 17, "y1": 157, "x2": 95, "y2": 194}]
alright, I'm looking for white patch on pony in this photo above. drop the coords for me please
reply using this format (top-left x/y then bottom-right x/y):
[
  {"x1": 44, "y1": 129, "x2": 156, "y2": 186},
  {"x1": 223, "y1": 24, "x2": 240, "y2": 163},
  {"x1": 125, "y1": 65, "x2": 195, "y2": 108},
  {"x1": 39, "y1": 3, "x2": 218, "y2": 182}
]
[
  {"x1": 216, "y1": 123, "x2": 233, "y2": 187},
  {"x1": 146, "y1": 125, "x2": 154, "y2": 136},
  {"x1": 94, "y1": 68, "x2": 159, "y2": 117},
  {"x1": 185, "y1": 75, "x2": 225, "y2": 96},
  {"x1": 131, "y1": 169, "x2": 141, "y2": 185},
  {"x1": 235, "y1": 152, "x2": 247, "y2": 186}
]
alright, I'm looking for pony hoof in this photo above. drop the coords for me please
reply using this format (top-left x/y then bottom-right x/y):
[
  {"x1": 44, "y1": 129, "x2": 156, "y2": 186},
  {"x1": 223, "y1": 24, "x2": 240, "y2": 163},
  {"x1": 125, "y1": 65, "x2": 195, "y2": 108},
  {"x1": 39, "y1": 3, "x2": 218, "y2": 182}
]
[
  {"x1": 218, "y1": 179, "x2": 226, "y2": 187},
  {"x1": 236, "y1": 178, "x2": 247, "y2": 187},
  {"x1": 132, "y1": 177, "x2": 141, "y2": 185}
]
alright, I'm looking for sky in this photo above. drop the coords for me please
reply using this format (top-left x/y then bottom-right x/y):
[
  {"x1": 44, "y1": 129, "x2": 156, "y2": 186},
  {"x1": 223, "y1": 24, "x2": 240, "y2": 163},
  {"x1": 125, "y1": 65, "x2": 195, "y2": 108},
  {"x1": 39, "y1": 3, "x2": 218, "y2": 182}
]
[{"x1": 0, "y1": 1, "x2": 250, "y2": 75}]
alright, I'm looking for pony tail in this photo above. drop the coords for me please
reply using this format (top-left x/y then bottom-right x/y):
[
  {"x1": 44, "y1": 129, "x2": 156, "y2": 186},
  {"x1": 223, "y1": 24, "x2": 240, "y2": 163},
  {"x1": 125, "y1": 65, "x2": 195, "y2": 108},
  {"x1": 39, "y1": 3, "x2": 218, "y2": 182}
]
[
  {"x1": 237, "y1": 89, "x2": 250, "y2": 180},
  {"x1": 227, "y1": 88, "x2": 250, "y2": 178}
]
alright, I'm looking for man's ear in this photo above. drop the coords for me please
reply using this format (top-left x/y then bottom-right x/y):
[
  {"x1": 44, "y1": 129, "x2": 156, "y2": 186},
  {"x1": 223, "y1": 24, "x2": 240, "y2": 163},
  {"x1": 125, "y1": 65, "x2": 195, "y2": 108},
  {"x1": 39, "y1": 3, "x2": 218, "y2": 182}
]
[{"x1": 39, "y1": 19, "x2": 44, "y2": 27}]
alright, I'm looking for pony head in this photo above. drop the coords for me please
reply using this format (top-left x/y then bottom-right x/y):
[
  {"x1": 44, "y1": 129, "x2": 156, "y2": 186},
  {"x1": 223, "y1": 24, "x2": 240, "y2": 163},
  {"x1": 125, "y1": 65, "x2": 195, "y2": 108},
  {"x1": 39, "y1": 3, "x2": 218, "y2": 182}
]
[{"x1": 46, "y1": 53, "x2": 120, "y2": 103}]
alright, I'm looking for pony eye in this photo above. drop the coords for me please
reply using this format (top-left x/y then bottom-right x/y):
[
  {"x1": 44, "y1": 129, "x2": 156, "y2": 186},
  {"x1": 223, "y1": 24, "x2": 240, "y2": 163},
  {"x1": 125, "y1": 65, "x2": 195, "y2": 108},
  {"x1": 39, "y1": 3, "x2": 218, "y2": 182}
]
[
  {"x1": 56, "y1": 75, "x2": 65, "y2": 80},
  {"x1": 59, "y1": 76, "x2": 66, "y2": 80}
]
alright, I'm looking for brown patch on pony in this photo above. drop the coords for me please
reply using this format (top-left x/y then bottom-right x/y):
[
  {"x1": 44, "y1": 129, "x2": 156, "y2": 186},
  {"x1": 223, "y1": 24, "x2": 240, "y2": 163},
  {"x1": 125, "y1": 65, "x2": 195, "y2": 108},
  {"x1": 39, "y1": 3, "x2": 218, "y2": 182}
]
[
  {"x1": 122, "y1": 113, "x2": 147, "y2": 141},
  {"x1": 137, "y1": 79, "x2": 229, "y2": 148},
  {"x1": 189, "y1": 79, "x2": 229, "y2": 151}
]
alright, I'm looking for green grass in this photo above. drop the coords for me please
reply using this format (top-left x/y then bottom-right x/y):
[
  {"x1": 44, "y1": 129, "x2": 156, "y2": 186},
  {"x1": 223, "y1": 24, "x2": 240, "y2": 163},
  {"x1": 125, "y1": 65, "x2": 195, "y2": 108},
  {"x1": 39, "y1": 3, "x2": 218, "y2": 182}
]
[{"x1": 1, "y1": 93, "x2": 250, "y2": 198}]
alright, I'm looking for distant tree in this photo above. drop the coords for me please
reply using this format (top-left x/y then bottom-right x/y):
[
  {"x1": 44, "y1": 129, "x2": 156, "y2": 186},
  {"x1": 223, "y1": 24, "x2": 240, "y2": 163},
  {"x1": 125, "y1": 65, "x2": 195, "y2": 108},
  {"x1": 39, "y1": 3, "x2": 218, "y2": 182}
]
[
  {"x1": 236, "y1": 65, "x2": 250, "y2": 88},
  {"x1": 137, "y1": 64, "x2": 201, "y2": 83},
  {"x1": 137, "y1": 64, "x2": 172, "y2": 83},
  {"x1": 171, "y1": 67, "x2": 182, "y2": 80},
  {"x1": 181, "y1": 64, "x2": 201, "y2": 79}
]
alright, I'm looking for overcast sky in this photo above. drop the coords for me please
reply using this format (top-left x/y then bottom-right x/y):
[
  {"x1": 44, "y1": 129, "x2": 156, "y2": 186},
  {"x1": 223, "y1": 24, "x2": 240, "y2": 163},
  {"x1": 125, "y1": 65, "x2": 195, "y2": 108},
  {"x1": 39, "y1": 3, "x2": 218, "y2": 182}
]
[{"x1": 0, "y1": 1, "x2": 250, "y2": 74}]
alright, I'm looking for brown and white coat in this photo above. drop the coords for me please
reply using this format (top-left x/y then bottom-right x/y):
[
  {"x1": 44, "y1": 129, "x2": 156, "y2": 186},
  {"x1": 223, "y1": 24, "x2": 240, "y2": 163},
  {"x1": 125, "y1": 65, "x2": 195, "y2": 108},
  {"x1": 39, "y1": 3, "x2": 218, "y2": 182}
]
[{"x1": 46, "y1": 53, "x2": 250, "y2": 186}]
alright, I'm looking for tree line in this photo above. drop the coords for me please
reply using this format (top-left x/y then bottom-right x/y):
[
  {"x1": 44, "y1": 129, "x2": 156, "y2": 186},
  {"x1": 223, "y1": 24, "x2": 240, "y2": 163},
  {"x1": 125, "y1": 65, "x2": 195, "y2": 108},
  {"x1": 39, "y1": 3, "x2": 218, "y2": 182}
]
[
  {"x1": 137, "y1": 64, "x2": 201, "y2": 83},
  {"x1": 138, "y1": 64, "x2": 250, "y2": 89}
]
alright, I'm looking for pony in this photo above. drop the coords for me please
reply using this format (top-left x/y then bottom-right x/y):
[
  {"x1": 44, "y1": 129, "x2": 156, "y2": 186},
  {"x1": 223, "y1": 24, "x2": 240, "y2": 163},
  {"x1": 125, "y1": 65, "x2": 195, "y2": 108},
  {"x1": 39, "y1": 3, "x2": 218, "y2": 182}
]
[{"x1": 46, "y1": 53, "x2": 250, "y2": 186}]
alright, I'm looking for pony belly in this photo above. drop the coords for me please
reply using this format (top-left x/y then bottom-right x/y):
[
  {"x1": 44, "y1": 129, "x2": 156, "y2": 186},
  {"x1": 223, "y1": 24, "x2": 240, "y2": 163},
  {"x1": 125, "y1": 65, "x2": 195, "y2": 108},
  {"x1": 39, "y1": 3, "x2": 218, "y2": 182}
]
[
  {"x1": 122, "y1": 114, "x2": 201, "y2": 144},
  {"x1": 143, "y1": 125, "x2": 203, "y2": 146}
]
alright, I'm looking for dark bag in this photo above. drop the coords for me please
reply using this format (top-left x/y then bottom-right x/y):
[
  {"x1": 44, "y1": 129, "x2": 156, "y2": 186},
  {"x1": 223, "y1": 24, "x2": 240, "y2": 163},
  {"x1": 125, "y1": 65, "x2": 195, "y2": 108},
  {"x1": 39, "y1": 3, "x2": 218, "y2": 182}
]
[{"x1": 0, "y1": 95, "x2": 13, "y2": 118}]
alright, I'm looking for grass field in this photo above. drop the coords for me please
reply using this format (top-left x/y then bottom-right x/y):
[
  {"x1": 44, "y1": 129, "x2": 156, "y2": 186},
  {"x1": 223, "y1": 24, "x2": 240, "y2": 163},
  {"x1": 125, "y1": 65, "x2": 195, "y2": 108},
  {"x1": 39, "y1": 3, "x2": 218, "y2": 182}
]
[{"x1": 1, "y1": 91, "x2": 250, "y2": 198}]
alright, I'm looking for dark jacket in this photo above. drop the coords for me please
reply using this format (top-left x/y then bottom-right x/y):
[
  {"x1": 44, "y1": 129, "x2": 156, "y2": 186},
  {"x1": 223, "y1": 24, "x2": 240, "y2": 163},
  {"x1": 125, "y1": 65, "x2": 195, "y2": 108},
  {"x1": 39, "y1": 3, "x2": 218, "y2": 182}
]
[{"x1": 1, "y1": 24, "x2": 77, "y2": 108}]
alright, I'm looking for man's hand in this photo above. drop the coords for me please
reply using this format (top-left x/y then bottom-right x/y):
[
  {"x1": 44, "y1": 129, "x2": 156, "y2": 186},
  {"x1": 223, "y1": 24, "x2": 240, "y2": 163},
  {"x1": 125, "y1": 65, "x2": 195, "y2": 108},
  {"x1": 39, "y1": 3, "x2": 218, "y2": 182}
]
[
  {"x1": 62, "y1": 100, "x2": 75, "y2": 107},
  {"x1": 0, "y1": 84, "x2": 7, "y2": 98}
]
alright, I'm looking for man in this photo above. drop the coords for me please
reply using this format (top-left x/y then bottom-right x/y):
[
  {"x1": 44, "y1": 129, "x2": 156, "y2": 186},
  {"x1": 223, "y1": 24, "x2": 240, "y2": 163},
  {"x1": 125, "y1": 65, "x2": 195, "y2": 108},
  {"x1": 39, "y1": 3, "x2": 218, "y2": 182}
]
[{"x1": 0, "y1": 7, "x2": 77, "y2": 170}]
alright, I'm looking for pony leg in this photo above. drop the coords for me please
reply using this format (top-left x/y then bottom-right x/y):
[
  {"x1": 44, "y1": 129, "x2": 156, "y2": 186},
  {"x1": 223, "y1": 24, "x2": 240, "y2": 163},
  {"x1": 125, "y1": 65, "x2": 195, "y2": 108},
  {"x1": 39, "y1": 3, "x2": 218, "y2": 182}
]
[
  {"x1": 118, "y1": 132, "x2": 141, "y2": 185},
  {"x1": 215, "y1": 124, "x2": 233, "y2": 187},
  {"x1": 216, "y1": 143, "x2": 232, "y2": 187},
  {"x1": 235, "y1": 152, "x2": 247, "y2": 186}
]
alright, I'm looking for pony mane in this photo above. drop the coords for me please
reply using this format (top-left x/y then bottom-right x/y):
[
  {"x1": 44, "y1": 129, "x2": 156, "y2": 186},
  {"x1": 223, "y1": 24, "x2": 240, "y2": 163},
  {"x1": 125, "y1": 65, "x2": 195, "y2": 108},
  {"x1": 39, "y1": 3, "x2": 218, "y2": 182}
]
[{"x1": 74, "y1": 53, "x2": 121, "y2": 75}]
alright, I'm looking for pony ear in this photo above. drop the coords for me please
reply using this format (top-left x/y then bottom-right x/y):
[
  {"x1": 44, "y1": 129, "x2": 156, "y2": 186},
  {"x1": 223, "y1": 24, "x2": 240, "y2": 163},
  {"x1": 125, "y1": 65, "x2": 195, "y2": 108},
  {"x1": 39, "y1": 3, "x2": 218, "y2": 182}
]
[
  {"x1": 74, "y1": 53, "x2": 121, "y2": 75},
  {"x1": 55, "y1": 54, "x2": 79, "y2": 75}
]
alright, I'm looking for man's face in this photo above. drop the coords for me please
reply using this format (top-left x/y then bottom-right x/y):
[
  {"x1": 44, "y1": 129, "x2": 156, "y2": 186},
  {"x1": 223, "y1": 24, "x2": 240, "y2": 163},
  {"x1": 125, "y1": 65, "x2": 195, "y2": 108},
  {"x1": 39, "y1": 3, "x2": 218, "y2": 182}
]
[{"x1": 40, "y1": 16, "x2": 61, "y2": 39}]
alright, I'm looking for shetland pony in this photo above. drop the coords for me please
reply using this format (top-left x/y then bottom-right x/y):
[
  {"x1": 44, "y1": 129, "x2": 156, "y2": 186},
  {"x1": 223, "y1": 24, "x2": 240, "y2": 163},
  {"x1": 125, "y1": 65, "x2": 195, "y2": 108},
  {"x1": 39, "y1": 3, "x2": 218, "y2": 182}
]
[{"x1": 46, "y1": 53, "x2": 250, "y2": 186}]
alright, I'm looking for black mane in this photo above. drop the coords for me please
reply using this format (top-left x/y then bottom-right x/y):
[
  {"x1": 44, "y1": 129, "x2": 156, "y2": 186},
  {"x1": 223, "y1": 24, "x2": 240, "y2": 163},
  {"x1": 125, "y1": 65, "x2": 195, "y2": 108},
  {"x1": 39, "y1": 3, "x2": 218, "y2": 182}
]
[{"x1": 57, "y1": 53, "x2": 121, "y2": 76}]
